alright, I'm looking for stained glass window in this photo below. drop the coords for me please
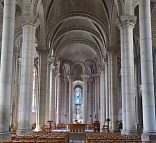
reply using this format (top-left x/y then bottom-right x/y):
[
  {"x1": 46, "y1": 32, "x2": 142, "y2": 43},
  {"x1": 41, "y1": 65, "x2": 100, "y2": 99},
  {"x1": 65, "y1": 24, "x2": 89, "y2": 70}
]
[{"x1": 74, "y1": 87, "x2": 81, "y2": 105}]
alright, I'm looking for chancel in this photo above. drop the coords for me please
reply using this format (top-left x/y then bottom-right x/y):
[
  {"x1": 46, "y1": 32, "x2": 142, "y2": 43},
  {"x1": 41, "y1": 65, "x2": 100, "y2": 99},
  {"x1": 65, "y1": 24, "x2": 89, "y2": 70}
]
[{"x1": 0, "y1": 0, "x2": 156, "y2": 143}]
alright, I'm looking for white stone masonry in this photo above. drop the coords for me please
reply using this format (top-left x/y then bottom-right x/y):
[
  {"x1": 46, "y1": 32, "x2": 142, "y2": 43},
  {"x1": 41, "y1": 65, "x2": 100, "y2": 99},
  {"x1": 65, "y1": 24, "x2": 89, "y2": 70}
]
[{"x1": 0, "y1": 0, "x2": 15, "y2": 140}]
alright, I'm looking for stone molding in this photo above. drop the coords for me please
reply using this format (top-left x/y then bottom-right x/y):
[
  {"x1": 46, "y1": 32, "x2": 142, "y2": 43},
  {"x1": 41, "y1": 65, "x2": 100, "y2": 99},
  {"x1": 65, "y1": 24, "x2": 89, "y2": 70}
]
[
  {"x1": 53, "y1": 38, "x2": 102, "y2": 63},
  {"x1": 21, "y1": 16, "x2": 39, "y2": 27},
  {"x1": 48, "y1": 57, "x2": 53, "y2": 64},
  {"x1": 92, "y1": 73, "x2": 100, "y2": 78},
  {"x1": 47, "y1": 11, "x2": 109, "y2": 35},
  {"x1": 52, "y1": 26, "x2": 103, "y2": 45},
  {"x1": 116, "y1": 15, "x2": 137, "y2": 30},
  {"x1": 36, "y1": 48, "x2": 49, "y2": 54},
  {"x1": 81, "y1": 75, "x2": 89, "y2": 79},
  {"x1": 46, "y1": 11, "x2": 109, "y2": 47}
]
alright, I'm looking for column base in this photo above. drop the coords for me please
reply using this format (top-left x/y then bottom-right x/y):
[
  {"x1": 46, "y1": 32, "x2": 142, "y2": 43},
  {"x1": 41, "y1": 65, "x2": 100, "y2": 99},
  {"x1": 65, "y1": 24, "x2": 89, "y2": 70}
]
[
  {"x1": 34, "y1": 126, "x2": 42, "y2": 132},
  {"x1": 141, "y1": 132, "x2": 156, "y2": 143},
  {"x1": 121, "y1": 129, "x2": 137, "y2": 135},
  {"x1": 110, "y1": 128, "x2": 116, "y2": 132},
  {"x1": 0, "y1": 131, "x2": 11, "y2": 141},
  {"x1": 16, "y1": 129, "x2": 33, "y2": 135}
]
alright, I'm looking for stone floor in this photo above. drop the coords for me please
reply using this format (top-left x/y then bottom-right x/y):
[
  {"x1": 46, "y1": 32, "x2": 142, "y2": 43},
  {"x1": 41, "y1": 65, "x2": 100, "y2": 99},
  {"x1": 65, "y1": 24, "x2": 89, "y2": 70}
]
[
  {"x1": 69, "y1": 140, "x2": 85, "y2": 143},
  {"x1": 69, "y1": 132, "x2": 85, "y2": 143}
]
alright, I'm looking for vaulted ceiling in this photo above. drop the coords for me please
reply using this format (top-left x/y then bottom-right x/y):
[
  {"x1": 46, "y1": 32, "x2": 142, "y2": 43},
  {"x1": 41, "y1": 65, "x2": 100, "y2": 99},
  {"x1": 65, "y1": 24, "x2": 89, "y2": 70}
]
[{"x1": 42, "y1": 0, "x2": 115, "y2": 65}]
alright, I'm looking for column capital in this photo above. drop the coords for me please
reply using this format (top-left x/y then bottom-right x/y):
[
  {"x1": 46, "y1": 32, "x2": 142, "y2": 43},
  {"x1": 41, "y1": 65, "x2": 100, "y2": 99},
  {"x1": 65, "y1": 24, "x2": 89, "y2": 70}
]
[
  {"x1": 100, "y1": 62, "x2": 105, "y2": 70},
  {"x1": 67, "y1": 75, "x2": 75, "y2": 79},
  {"x1": 81, "y1": 75, "x2": 89, "y2": 79},
  {"x1": 47, "y1": 57, "x2": 54, "y2": 65},
  {"x1": 21, "y1": 16, "x2": 39, "y2": 27},
  {"x1": 92, "y1": 74, "x2": 100, "y2": 78},
  {"x1": 116, "y1": 15, "x2": 137, "y2": 30},
  {"x1": 36, "y1": 48, "x2": 49, "y2": 54}
]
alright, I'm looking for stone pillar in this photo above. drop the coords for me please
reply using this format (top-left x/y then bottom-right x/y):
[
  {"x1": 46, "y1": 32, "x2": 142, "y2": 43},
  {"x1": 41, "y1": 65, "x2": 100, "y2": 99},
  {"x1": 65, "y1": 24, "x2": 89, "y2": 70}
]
[
  {"x1": 139, "y1": 0, "x2": 156, "y2": 141},
  {"x1": 56, "y1": 73, "x2": 61, "y2": 124},
  {"x1": 60, "y1": 76, "x2": 64, "y2": 122},
  {"x1": 34, "y1": 74, "x2": 40, "y2": 131},
  {"x1": 94, "y1": 74, "x2": 100, "y2": 121},
  {"x1": 0, "y1": 23, "x2": 2, "y2": 65},
  {"x1": 117, "y1": 15, "x2": 137, "y2": 134},
  {"x1": 88, "y1": 78, "x2": 93, "y2": 123},
  {"x1": 49, "y1": 63, "x2": 56, "y2": 123},
  {"x1": 100, "y1": 67, "x2": 106, "y2": 129},
  {"x1": 45, "y1": 61, "x2": 50, "y2": 122},
  {"x1": 134, "y1": 60, "x2": 140, "y2": 127},
  {"x1": 105, "y1": 60, "x2": 109, "y2": 121},
  {"x1": 68, "y1": 76, "x2": 73, "y2": 123},
  {"x1": 17, "y1": 23, "x2": 36, "y2": 135},
  {"x1": 17, "y1": 57, "x2": 21, "y2": 128},
  {"x1": 11, "y1": 54, "x2": 20, "y2": 131},
  {"x1": 38, "y1": 50, "x2": 48, "y2": 129},
  {"x1": 81, "y1": 75, "x2": 88, "y2": 123},
  {"x1": 154, "y1": 49, "x2": 156, "y2": 105},
  {"x1": 110, "y1": 52, "x2": 118, "y2": 131},
  {"x1": 63, "y1": 78, "x2": 68, "y2": 123},
  {"x1": 0, "y1": 0, "x2": 15, "y2": 139},
  {"x1": 108, "y1": 53, "x2": 112, "y2": 128},
  {"x1": 117, "y1": 24, "x2": 126, "y2": 132}
]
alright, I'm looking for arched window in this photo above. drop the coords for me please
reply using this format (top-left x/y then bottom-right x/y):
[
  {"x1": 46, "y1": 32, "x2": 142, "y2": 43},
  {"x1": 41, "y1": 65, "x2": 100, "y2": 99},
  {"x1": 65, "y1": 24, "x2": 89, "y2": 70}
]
[{"x1": 74, "y1": 87, "x2": 82, "y2": 105}]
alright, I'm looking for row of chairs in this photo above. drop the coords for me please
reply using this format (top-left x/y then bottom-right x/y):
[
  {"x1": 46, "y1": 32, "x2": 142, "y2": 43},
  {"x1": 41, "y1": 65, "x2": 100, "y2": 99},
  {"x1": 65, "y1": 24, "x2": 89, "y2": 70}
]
[
  {"x1": 0, "y1": 132, "x2": 69, "y2": 143},
  {"x1": 86, "y1": 132, "x2": 142, "y2": 143}
]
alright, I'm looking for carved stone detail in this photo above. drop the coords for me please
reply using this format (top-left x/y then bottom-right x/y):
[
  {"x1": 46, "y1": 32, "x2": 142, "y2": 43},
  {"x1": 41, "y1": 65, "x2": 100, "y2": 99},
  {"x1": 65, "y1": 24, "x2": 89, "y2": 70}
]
[{"x1": 116, "y1": 15, "x2": 137, "y2": 30}]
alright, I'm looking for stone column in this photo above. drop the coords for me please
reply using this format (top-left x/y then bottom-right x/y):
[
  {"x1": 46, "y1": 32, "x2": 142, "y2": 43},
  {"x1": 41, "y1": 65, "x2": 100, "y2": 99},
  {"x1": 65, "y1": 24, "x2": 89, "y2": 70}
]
[
  {"x1": 45, "y1": 61, "x2": 50, "y2": 122},
  {"x1": 11, "y1": 54, "x2": 20, "y2": 130},
  {"x1": 34, "y1": 74, "x2": 40, "y2": 131},
  {"x1": 0, "y1": 23, "x2": 2, "y2": 65},
  {"x1": 108, "y1": 53, "x2": 112, "y2": 128},
  {"x1": 49, "y1": 63, "x2": 56, "y2": 123},
  {"x1": 100, "y1": 66, "x2": 106, "y2": 129},
  {"x1": 0, "y1": 0, "x2": 15, "y2": 140},
  {"x1": 38, "y1": 50, "x2": 48, "y2": 128},
  {"x1": 134, "y1": 60, "x2": 139, "y2": 127},
  {"x1": 94, "y1": 74, "x2": 100, "y2": 121},
  {"x1": 154, "y1": 49, "x2": 156, "y2": 105},
  {"x1": 139, "y1": 0, "x2": 156, "y2": 141},
  {"x1": 105, "y1": 60, "x2": 109, "y2": 121},
  {"x1": 81, "y1": 75, "x2": 88, "y2": 123},
  {"x1": 63, "y1": 78, "x2": 68, "y2": 123},
  {"x1": 56, "y1": 73, "x2": 61, "y2": 124},
  {"x1": 17, "y1": 22, "x2": 36, "y2": 135},
  {"x1": 68, "y1": 76, "x2": 73, "y2": 123},
  {"x1": 117, "y1": 15, "x2": 137, "y2": 134},
  {"x1": 60, "y1": 76, "x2": 64, "y2": 122},
  {"x1": 110, "y1": 52, "x2": 118, "y2": 131},
  {"x1": 117, "y1": 24, "x2": 126, "y2": 132},
  {"x1": 88, "y1": 78, "x2": 93, "y2": 123}
]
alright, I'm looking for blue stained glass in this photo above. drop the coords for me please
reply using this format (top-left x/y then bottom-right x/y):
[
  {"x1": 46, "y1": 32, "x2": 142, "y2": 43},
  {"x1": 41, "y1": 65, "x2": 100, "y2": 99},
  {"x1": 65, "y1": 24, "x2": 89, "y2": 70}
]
[{"x1": 74, "y1": 87, "x2": 81, "y2": 104}]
